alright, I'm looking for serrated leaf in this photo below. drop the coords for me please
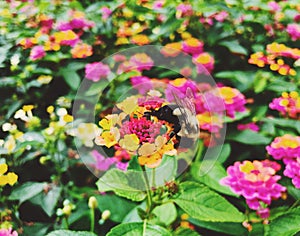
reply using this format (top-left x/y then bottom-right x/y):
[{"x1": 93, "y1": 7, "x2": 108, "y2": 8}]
[
  {"x1": 191, "y1": 161, "x2": 238, "y2": 197},
  {"x1": 30, "y1": 185, "x2": 62, "y2": 216},
  {"x1": 173, "y1": 182, "x2": 245, "y2": 222},
  {"x1": 174, "y1": 227, "x2": 201, "y2": 236},
  {"x1": 9, "y1": 182, "x2": 47, "y2": 204},
  {"x1": 59, "y1": 68, "x2": 81, "y2": 90},
  {"x1": 106, "y1": 222, "x2": 172, "y2": 236},
  {"x1": 123, "y1": 202, "x2": 146, "y2": 223},
  {"x1": 46, "y1": 230, "x2": 96, "y2": 236},
  {"x1": 227, "y1": 130, "x2": 271, "y2": 145},
  {"x1": 96, "y1": 168, "x2": 147, "y2": 201},
  {"x1": 267, "y1": 207, "x2": 300, "y2": 236},
  {"x1": 189, "y1": 218, "x2": 247, "y2": 236},
  {"x1": 22, "y1": 223, "x2": 51, "y2": 236},
  {"x1": 261, "y1": 117, "x2": 300, "y2": 134},
  {"x1": 146, "y1": 155, "x2": 177, "y2": 187},
  {"x1": 85, "y1": 80, "x2": 108, "y2": 96},
  {"x1": 215, "y1": 71, "x2": 254, "y2": 92},
  {"x1": 152, "y1": 202, "x2": 177, "y2": 226},
  {"x1": 96, "y1": 194, "x2": 137, "y2": 223},
  {"x1": 217, "y1": 143, "x2": 231, "y2": 163},
  {"x1": 219, "y1": 40, "x2": 247, "y2": 55}
]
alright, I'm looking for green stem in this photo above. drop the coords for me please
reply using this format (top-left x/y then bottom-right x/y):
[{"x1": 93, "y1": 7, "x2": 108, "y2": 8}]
[
  {"x1": 142, "y1": 219, "x2": 147, "y2": 236},
  {"x1": 64, "y1": 216, "x2": 69, "y2": 229},
  {"x1": 152, "y1": 168, "x2": 156, "y2": 188},
  {"x1": 290, "y1": 198, "x2": 300, "y2": 209},
  {"x1": 90, "y1": 208, "x2": 95, "y2": 232},
  {"x1": 142, "y1": 166, "x2": 152, "y2": 213}
]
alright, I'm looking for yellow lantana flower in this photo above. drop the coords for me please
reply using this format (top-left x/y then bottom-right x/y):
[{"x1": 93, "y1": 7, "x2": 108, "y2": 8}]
[{"x1": 0, "y1": 163, "x2": 18, "y2": 186}]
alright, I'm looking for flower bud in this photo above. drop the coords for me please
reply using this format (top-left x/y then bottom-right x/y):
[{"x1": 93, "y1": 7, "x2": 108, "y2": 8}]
[
  {"x1": 88, "y1": 196, "x2": 98, "y2": 209},
  {"x1": 62, "y1": 205, "x2": 72, "y2": 216},
  {"x1": 101, "y1": 210, "x2": 111, "y2": 221}
]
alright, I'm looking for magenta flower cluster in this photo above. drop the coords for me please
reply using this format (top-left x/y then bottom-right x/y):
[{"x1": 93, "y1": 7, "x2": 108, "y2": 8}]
[
  {"x1": 0, "y1": 228, "x2": 18, "y2": 236},
  {"x1": 266, "y1": 134, "x2": 300, "y2": 188},
  {"x1": 221, "y1": 160, "x2": 286, "y2": 219}
]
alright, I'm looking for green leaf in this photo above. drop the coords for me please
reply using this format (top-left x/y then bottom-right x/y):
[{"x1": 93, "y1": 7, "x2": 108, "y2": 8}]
[
  {"x1": 5, "y1": 100, "x2": 22, "y2": 119},
  {"x1": 96, "y1": 194, "x2": 137, "y2": 223},
  {"x1": 106, "y1": 222, "x2": 172, "y2": 236},
  {"x1": 9, "y1": 182, "x2": 47, "y2": 204},
  {"x1": 190, "y1": 218, "x2": 247, "y2": 236},
  {"x1": 191, "y1": 161, "x2": 238, "y2": 197},
  {"x1": 261, "y1": 117, "x2": 300, "y2": 134},
  {"x1": 215, "y1": 71, "x2": 254, "y2": 92},
  {"x1": 59, "y1": 68, "x2": 81, "y2": 90},
  {"x1": 174, "y1": 227, "x2": 201, "y2": 236},
  {"x1": 173, "y1": 182, "x2": 245, "y2": 222},
  {"x1": 267, "y1": 80, "x2": 297, "y2": 93},
  {"x1": 152, "y1": 203, "x2": 177, "y2": 226},
  {"x1": 30, "y1": 185, "x2": 62, "y2": 216},
  {"x1": 116, "y1": 70, "x2": 140, "y2": 82},
  {"x1": 267, "y1": 207, "x2": 300, "y2": 236},
  {"x1": 227, "y1": 130, "x2": 271, "y2": 145},
  {"x1": 84, "y1": 80, "x2": 108, "y2": 96},
  {"x1": 147, "y1": 155, "x2": 177, "y2": 187},
  {"x1": 127, "y1": 156, "x2": 143, "y2": 171},
  {"x1": 219, "y1": 40, "x2": 247, "y2": 55},
  {"x1": 96, "y1": 168, "x2": 147, "y2": 201},
  {"x1": 22, "y1": 223, "x2": 51, "y2": 236},
  {"x1": 46, "y1": 230, "x2": 96, "y2": 236},
  {"x1": 253, "y1": 76, "x2": 267, "y2": 93},
  {"x1": 217, "y1": 143, "x2": 231, "y2": 163},
  {"x1": 123, "y1": 202, "x2": 146, "y2": 223}
]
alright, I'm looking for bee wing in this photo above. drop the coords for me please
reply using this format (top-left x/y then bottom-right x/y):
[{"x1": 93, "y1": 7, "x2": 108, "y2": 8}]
[{"x1": 170, "y1": 87, "x2": 198, "y2": 137}]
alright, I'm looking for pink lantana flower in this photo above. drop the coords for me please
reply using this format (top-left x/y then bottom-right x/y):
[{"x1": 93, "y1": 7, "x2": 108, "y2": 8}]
[
  {"x1": 267, "y1": 134, "x2": 300, "y2": 189},
  {"x1": 267, "y1": 1, "x2": 281, "y2": 12},
  {"x1": 176, "y1": 3, "x2": 193, "y2": 18},
  {"x1": 85, "y1": 62, "x2": 111, "y2": 82},
  {"x1": 266, "y1": 134, "x2": 300, "y2": 160},
  {"x1": 30, "y1": 45, "x2": 46, "y2": 61},
  {"x1": 129, "y1": 53, "x2": 154, "y2": 71},
  {"x1": 217, "y1": 86, "x2": 247, "y2": 118},
  {"x1": 284, "y1": 158, "x2": 300, "y2": 188},
  {"x1": 91, "y1": 150, "x2": 116, "y2": 171},
  {"x1": 130, "y1": 76, "x2": 153, "y2": 95},
  {"x1": 101, "y1": 7, "x2": 112, "y2": 20},
  {"x1": 182, "y1": 38, "x2": 204, "y2": 55},
  {"x1": 286, "y1": 24, "x2": 300, "y2": 41},
  {"x1": 193, "y1": 52, "x2": 215, "y2": 74},
  {"x1": 0, "y1": 228, "x2": 18, "y2": 236},
  {"x1": 269, "y1": 91, "x2": 300, "y2": 119},
  {"x1": 221, "y1": 160, "x2": 286, "y2": 218},
  {"x1": 237, "y1": 122, "x2": 259, "y2": 132}
]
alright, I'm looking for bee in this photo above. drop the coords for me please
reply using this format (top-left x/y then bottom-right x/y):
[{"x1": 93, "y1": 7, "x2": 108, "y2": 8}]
[{"x1": 144, "y1": 88, "x2": 199, "y2": 148}]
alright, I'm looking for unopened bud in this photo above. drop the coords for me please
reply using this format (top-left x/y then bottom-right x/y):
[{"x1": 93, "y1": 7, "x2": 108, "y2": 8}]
[
  {"x1": 62, "y1": 205, "x2": 72, "y2": 216},
  {"x1": 101, "y1": 210, "x2": 111, "y2": 221},
  {"x1": 88, "y1": 196, "x2": 98, "y2": 209}
]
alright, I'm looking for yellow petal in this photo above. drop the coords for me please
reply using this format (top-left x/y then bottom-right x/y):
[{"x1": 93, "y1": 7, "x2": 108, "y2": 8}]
[
  {"x1": 0, "y1": 176, "x2": 8, "y2": 186},
  {"x1": 6, "y1": 172, "x2": 18, "y2": 186},
  {"x1": 138, "y1": 143, "x2": 156, "y2": 156},
  {"x1": 0, "y1": 163, "x2": 8, "y2": 175}
]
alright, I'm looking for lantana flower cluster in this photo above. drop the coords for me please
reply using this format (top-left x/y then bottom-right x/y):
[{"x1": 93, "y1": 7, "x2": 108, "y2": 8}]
[
  {"x1": 161, "y1": 38, "x2": 214, "y2": 74},
  {"x1": 0, "y1": 228, "x2": 18, "y2": 236},
  {"x1": 266, "y1": 134, "x2": 300, "y2": 188},
  {"x1": 95, "y1": 91, "x2": 177, "y2": 169},
  {"x1": 131, "y1": 77, "x2": 247, "y2": 146},
  {"x1": 18, "y1": 10, "x2": 95, "y2": 60},
  {"x1": 0, "y1": 163, "x2": 18, "y2": 187},
  {"x1": 248, "y1": 42, "x2": 299, "y2": 76},
  {"x1": 221, "y1": 160, "x2": 286, "y2": 219},
  {"x1": 269, "y1": 91, "x2": 300, "y2": 119}
]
